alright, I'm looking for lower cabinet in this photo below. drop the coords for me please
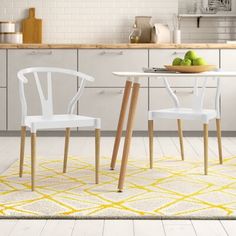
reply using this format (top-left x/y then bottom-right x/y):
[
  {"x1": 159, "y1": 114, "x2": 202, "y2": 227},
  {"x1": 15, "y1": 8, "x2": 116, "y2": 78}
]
[
  {"x1": 149, "y1": 88, "x2": 217, "y2": 131},
  {"x1": 7, "y1": 49, "x2": 78, "y2": 130},
  {"x1": 79, "y1": 88, "x2": 148, "y2": 131},
  {"x1": 0, "y1": 89, "x2": 6, "y2": 130}
]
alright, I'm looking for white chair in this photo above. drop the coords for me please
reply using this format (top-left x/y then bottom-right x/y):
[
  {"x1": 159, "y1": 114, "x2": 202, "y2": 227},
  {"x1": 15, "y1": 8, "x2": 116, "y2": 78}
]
[
  {"x1": 18, "y1": 67, "x2": 101, "y2": 191},
  {"x1": 148, "y1": 77, "x2": 223, "y2": 175}
]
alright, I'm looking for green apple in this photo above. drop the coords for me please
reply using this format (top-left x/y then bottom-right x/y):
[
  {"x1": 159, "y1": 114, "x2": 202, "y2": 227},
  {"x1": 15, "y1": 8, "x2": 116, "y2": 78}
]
[
  {"x1": 184, "y1": 50, "x2": 198, "y2": 61},
  {"x1": 172, "y1": 57, "x2": 183, "y2": 66},
  {"x1": 181, "y1": 58, "x2": 192, "y2": 66},
  {"x1": 192, "y1": 57, "x2": 207, "y2": 66}
]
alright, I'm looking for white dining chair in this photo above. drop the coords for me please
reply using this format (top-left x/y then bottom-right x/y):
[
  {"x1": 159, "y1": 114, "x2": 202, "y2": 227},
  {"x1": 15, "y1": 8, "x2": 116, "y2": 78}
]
[
  {"x1": 18, "y1": 67, "x2": 101, "y2": 191},
  {"x1": 148, "y1": 76, "x2": 223, "y2": 175}
]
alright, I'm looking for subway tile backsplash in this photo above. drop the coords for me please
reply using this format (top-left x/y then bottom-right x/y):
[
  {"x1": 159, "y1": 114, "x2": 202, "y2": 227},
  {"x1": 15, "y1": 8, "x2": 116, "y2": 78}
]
[
  {"x1": 0, "y1": 0, "x2": 178, "y2": 43},
  {"x1": 1, "y1": 0, "x2": 236, "y2": 43}
]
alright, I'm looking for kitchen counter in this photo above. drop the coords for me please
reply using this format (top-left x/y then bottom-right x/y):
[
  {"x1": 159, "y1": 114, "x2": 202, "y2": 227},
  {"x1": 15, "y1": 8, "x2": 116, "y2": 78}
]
[{"x1": 1, "y1": 43, "x2": 236, "y2": 49}]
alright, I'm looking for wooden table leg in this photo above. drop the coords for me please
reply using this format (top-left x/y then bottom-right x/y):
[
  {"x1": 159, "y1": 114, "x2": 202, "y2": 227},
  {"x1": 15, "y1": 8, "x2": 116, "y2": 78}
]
[
  {"x1": 110, "y1": 80, "x2": 132, "y2": 170},
  {"x1": 118, "y1": 82, "x2": 140, "y2": 192}
]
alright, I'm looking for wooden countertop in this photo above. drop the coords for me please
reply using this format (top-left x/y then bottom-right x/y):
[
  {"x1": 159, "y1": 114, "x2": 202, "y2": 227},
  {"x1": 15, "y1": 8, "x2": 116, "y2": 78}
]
[{"x1": 1, "y1": 43, "x2": 236, "y2": 49}]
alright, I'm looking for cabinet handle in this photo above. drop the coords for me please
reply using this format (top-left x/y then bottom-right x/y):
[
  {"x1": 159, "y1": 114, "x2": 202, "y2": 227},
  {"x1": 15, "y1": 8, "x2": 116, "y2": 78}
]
[
  {"x1": 100, "y1": 51, "x2": 124, "y2": 56},
  {"x1": 29, "y1": 50, "x2": 53, "y2": 55},
  {"x1": 99, "y1": 89, "x2": 124, "y2": 95},
  {"x1": 174, "y1": 90, "x2": 194, "y2": 95},
  {"x1": 172, "y1": 51, "x2": 185, "y2": 56}
]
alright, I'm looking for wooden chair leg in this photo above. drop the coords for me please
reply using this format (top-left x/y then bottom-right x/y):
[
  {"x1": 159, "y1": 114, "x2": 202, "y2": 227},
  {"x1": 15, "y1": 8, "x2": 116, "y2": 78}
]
[
  {"x1": 19, "y1": 126, "x2": 26, "y2": 177},
  {"x1": 95, "y1": 129, "x2": 100, "y2": 184},
  {"x1": 216, "y1": 119, "x2": 223, "y2": 164},
  {"x1": 148, "y1": 120, "x2": 154, "y2": 169},
  {"x1": 177, "y1": 119, "x2": 184, "y2": 161},
  {"x1": 203, "y1": 124, "x2": 208, "y2": 175},
  {"x1": 63, "y1": 128, "x2": 70, "y2": 173},
  {"x1": 31, "y1": 133, "x2": 36, "y2": 191}
]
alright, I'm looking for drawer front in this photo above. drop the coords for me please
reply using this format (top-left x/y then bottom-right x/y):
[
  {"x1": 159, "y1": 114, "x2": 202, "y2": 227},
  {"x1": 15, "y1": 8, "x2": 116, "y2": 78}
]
[
  {"x1": 8, "y1": 49, "x2": 78, "y2": 130},
  {"x1": 79, "y1": 49, "x2": 148, "y2": 87},
  {"x1": 0, "y1": 88, "x2": 6, "y2": 130},
  {"x1": 150, "y1": 88, "x2": 217, "y2": 131},
  {"x1": 149, "y1": 49, "x2": 220, "y2": 87},
  {"x1": 79, "y1": 88, "x2": 148, "y2": 130},
  {"x1": 0, "y1": 50, "x2": 6, "y2": 87},
  {"x1": 220, "y1": 49, "x2": 236, "y2": 131}
]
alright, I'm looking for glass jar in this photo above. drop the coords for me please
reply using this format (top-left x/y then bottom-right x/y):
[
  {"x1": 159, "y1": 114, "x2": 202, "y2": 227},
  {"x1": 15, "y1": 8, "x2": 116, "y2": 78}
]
[
  {"x1": 135, "y1": 16, "x2": 152, "y2": 43},
  {"x1": 129, "y1": 24, "x2": 141, "y2": 43}
]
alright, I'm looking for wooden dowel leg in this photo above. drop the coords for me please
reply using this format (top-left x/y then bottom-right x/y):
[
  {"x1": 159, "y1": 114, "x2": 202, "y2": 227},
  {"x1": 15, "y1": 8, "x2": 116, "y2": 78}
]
[
  {"x1": 148, "y1": 120, "x2": 154, "y2": 169},
  {"x1": 63, "y1": 128, "x2": 70, "y2": 173},
  {"x1": 118, "y1": 82, "x2": 140, "y2": 192},
  {"x1": 95, "y1": 129, "x2": 100, "y2": 184},
  {"x1": 19, "y1": 126, "x2": 26, "y2": 177},
  {"x1": 31, "y1": 133, "x2": 36, "y2": 191},
  {"x1": 111, "y1": 80, "x2": 132, "y2": 170},
  {"x1": 216, "y1": 119, "x2": 223, "y2": 165},
  {"x1": 203, "y1": 124, "x2": 208, "y2": 175},
  {"x1": 177, "y1": 119, "x2": 184, "y2": 161}
]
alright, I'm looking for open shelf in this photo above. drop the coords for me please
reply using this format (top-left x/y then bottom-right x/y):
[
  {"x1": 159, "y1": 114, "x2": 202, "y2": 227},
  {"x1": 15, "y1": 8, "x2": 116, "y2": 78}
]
[{"x1": 178, "y1": 14, "x2": 236, "y2": 27}]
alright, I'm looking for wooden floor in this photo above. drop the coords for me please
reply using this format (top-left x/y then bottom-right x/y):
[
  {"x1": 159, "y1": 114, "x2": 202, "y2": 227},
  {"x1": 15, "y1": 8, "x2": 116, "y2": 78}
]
[{"x1": 1, "y1": 136, "x2": 236, "y2": 235}]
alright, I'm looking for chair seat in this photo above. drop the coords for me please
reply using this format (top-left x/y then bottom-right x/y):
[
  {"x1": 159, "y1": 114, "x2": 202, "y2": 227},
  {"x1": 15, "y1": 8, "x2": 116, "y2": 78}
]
[
  {"x1": 24, "y1": 114, "x2": 100, "y2": 132},
  {"x1": 149, "y1": 108, "x2": 217, "y2": 123}
]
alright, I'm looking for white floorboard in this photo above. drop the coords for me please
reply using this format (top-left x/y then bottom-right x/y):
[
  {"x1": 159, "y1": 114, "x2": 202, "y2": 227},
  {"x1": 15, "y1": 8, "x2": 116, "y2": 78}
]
[
  {"x1": 9, "y1": 219, "x2": 46, "y2": 236},
  {"x1": 133, "y1": 220, "x2": 165, "y2": 236},
  {"x1": 103, "y1": 220, "x2": 134, "y2": 236},
  {"x1": 191, "y1": 220, "x2": 227, "y2": 236},
  {"x1": 72, "y1": 220, "x2": 104, "y2": 236},
  {"x1": 40, "y1": 220, "x2": 75, "y2": 236},
  {"x1": 0, "y1": 220, "x2": 17, "y2": 236},
  {"x1": 220, "y1": 220, "x2": 236, "y2": 236}
]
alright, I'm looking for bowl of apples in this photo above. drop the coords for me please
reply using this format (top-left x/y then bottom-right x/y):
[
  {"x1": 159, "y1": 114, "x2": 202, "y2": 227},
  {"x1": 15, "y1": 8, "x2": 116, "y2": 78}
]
[{"x1": 165, "y1": 50, "x2": 217, "y2": 73}]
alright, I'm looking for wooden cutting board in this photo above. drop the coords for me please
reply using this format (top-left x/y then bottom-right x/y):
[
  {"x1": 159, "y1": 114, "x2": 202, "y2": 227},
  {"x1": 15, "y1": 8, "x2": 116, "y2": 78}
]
[{"x1": 22, "y1": 8, "x2": 42, "y2": 44}]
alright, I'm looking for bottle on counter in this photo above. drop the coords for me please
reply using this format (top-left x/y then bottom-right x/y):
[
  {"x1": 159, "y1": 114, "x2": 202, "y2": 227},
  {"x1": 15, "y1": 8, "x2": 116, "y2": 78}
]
[{"x1": 129, "y1": 24, "x2": 141, "y2": 43}]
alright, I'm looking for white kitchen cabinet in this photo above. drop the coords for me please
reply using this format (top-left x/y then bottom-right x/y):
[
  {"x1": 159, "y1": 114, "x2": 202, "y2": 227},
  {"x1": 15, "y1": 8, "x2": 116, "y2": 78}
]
[
  {"x1": 80, "y1": 88, "x2": 148, "y2": 130},
  {"x1": 0, "y1": 89, "x2": 6, "y2": 130},
  {"x1": 220, "y1": 49, "x2": 236, "y2": 131},
  {"x1": 8, "y1": 49, "x2": 77, "y2": 130},
  {"x1": 150, "y1": 88, "x2": 217, "y2": 131},
  {"x1": 0, "y1": 50, "x2": 6, "y2": 87},
  {"x1": 79, "y1": 49, "x2": 148, "y2": 87},
  {"x1": 149, "y1": 49, "x2": 219, "y2": 87}
]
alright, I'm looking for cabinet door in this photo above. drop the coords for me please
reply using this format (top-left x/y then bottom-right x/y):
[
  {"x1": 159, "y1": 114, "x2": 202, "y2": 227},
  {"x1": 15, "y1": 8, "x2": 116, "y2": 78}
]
[
  {"x1": 220, "y1": 49, "x2": 236, "y2": 131},
  {"x1": 79, "y1": 88, "x2": 148, "y2": 131},
  {"x1": 0, "y1": 50, "x2": 6, "y2": 87},
  {"x1": 79, "y1": 49, "x2": 148, "y2": 87},
  {"x1": 150, "y1": 88, "x2": 217, "y2": 131},
  {"x1": 8, "y1": 49, "x2": 77, "y2": 130},
  {"x1": 149, "y1": 49, "x2": 219, "y2": 87},
  {"x1": 0, "y1": 89, "x2": 6, "y2": 130}
]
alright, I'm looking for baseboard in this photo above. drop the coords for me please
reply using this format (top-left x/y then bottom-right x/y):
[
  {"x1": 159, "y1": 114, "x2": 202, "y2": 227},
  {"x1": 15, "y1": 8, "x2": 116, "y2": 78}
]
[{"x1": 0, "y1": 130, "x2": 236, "y2": 137}]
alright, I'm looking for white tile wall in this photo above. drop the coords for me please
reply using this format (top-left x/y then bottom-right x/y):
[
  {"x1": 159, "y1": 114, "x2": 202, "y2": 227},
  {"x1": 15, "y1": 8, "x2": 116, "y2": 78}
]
[
  {"x1": 179, "y1": 0, "x2": 236, "y2": 43},
  {"x1": 0, "y1": 0, "x2": 178, "y2": 43}
]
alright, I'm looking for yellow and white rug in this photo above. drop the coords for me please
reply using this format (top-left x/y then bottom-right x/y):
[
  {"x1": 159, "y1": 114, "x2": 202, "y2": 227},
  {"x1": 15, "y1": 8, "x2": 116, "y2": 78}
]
[{"x1": 1, "y1": 156, "x2": 236, "y2": 218}]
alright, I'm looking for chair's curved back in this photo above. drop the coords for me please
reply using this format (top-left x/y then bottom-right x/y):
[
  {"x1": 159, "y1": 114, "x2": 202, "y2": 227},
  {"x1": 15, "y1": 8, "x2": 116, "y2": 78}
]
[
  {"x1": 162, "y1": 77, "x2": 221, "y2": 118},
  {"x1": 18, "y1": 67, "x2": 95, "y2": 123}
]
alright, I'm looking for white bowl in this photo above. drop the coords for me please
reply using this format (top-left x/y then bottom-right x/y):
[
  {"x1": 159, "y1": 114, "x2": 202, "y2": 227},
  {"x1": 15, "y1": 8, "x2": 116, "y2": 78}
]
[
  {"x1": 0, "y1": 21, "x2": 15, "y2": 33},
  {"x1": 0, "y1": 32, "x2": 23, "y2": 43}
]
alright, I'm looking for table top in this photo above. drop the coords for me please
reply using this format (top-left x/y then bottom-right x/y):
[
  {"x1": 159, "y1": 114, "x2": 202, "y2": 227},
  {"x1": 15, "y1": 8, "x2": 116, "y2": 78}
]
[{"x1": 113, "y1": 71, "x2": 236, "y2": 78}]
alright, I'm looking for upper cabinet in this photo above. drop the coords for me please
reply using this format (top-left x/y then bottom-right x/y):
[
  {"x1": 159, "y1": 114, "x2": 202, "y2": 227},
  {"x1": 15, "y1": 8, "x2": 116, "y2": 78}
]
[
  {"x1": 0, "y1": 50, "x2": 6, "y2": 87},
  {"x1": 149, "y1": 49, "x2": 220, "y2": 87},
  {"x1": 79, "y1": 49, "x2": 148, "y2": 87},
  {"x1": 7, "y1": 49, "x2": 78, "y2": 130}
]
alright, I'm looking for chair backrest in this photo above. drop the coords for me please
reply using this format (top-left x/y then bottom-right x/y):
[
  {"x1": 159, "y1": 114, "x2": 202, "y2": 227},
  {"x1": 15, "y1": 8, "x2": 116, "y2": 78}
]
[
  {"x1": 18, "y1": 67, "x2": 95, "y2": 122},
  {"x1": 162, "y1": 77, "x2": 221, "y2": 117}
]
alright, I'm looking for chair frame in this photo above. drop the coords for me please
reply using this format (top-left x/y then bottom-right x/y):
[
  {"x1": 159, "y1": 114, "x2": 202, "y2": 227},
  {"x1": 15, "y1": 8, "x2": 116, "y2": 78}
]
[
  {"x1": 148, "y1": 77, "x2": 223, "y2": 175},
  {"x1": 18, "y1": 67, "x2": 101, "y2": 191}
]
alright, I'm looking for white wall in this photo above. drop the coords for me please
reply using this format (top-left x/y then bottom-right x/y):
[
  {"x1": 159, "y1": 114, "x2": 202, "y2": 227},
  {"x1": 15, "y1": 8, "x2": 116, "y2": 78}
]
[{"x1": 0, "y1": 0, "x2": 178, "y2": 43}]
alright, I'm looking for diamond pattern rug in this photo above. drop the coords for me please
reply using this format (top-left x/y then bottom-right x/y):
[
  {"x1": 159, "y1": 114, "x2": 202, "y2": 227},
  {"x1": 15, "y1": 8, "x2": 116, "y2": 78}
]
[{"x1": 1, "y1": 156, "x2": 236, "y2": 218}]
